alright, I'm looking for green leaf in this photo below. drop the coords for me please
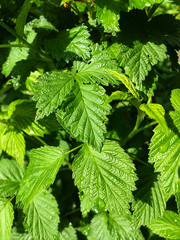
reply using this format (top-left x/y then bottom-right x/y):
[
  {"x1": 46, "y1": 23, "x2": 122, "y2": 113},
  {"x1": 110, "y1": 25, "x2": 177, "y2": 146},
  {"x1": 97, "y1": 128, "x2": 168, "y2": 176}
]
[
  {"x1": 72, "y1": 141, "x2": 137, "y2": 216},
  {"x1": 45, "y1": 25, "x2": 91, "y2": 62},
  {"x1": 129, "y1": 0, "x2": 163, "y2": 9},
  {"x1": 171, "y1": 89, "x2": 180, "y2": 112},
  {"x1": 0, "y1": 159, "x2": 24, "y2": 197},
  {"x1": 8, "y1": 99, "x2": 58, "y2": 136},
  {"x1": 72, "y1": 54, "x2": 120, "y2": 86},
  {"x1": 175, "y1": 192, "x2": 180, "y2": 215},
  {"x1": 149, "y1": 111, "x2": 180, "y2": 199},
  {"x1": 10, "y1": 231, "x2": 32, "y2": 240},
  {"x1": 119, "y1": 41, "x2": 167, "y2": 86},
  {"x1": 31, "y1": 15, "x2": 58, "y2": 31},
  {"x1": 132, "y1": 167, "x2": 166, "y2": 228},
  {"x1": 2, "y1": 24, "x2": 37, "y2": 77},
  {"x1": 0, "y1": 199, "x2": 14, "y2": 240},
  {"x1": 94, "y1": 0, "x2": 121, "y2": 34},
  {"x1": 103, "y1": 69, "x2": 140, "y2": 99},
  {"x1": 57, "y1": 83, "x2": 110, "y2": 150},
  {"x1": 0, "y1": 123, "x2": 25, "y2": 167},
  {"x1": 88, "y1": 212, "x2": 144, "y2": 240},
  {"x1": 17, "y1": 146, "x2": 64, "y2": 205},
  {"x1": 33, "y1": 72, "x2": 74, "y2": 119},
  {"x1": 59, "y1": 224, "x2": 77, "y2": 240},
  {"x1": 150, "y1": 210, "x2": 180, "y2": 239},
  {"x1": 24, "y1": 191, "x2": 60, "y2": 240},
  {"x1": 139, "y1": 103, "x2": 168, "y2": 132}
]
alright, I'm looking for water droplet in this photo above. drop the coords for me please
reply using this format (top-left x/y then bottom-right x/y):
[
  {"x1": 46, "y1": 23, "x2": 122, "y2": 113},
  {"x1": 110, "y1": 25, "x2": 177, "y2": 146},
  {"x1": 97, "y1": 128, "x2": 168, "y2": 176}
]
[
  {"x1": 174, "y1": 219, "x2": 177, "y2": 222},
  {"x1": 98, "y1": 198, "x2": 105, "y2": 209},
  {"x1": 29, "y1": 130, "x2": 34, "y2": 134},
  {"x1": 159, "y1": 141, "x2": 169, "y2": 153},
  {"x1": 94, "y1": 208, "x2": 98, "y2": 214}
]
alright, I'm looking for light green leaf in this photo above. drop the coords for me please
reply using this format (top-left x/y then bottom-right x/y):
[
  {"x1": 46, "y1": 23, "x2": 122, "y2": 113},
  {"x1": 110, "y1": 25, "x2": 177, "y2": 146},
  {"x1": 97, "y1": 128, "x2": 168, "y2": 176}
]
[
  {"x1": 17, "y1": 146, "x2": 64, "y2": 205},
  {"x1": 0, "y1": 159, "x2": 24, "y2": 197},
  {"x1": 57, "y1": 83, "x2": 110, "y2": 150},
  {"x1": 0, "y1": 199, "x2": 14, "y2": 240},
  {"x1": 72, "y1": 141, "x2": 137, "y2": 216},
  {"x1": 139, "y1": 103, "x2": 168, "y2": 132},
  {"x1": 31, "y1": 15, "x2": 58, "y2": 31},
  {"x1": 88, "y1": 212, "x2": 144, "y2": 240},
  {"x1": 132, "y1": 167, "x2": 166, "y2": 228},
  {"x1": 149, "y1": 111, "x2": 180, "y2": 199},
  {"x1": 8, "y1": 99, "x2": 58, "y2": 136},
  {"x1": 59, "y1": 224, "x2": 77, "y2": 240},
  {"x1": 103, "y1": 69, "x2": 140, "y2": 99},
  {"x1": 24, "y1": 191, "x2": 60, "y2": 240},
  {"x1": 150, "y1": 210, "x2": 180, "y2": 239},
  {"x1": 45, "y1": 25, "x2": 91, "y2": 62},
  {"x1": 94, "y1": 0, "x2": 128, "y2": 34},
  {"x1": 2, "y1": 24, "x2": 36, "y2": 77},
  {"x1": 10, "y1": 231, "x2": 32, "y2": 240},
  {"x1": 175, "y1": 192, "x2": 180, "y2": 215},
  {"x1": 119, "y1": 41, "x2": 167, "y2": 86},
  {"x1": 129, "y1": 0, "x2": 163, "y2": 9},
  {"x1": 33, "y1": 72, "x2": 74, "y2": 119},
  {"x1": 171, "y1": 89, "x2": 180, "y2": 112},
  {"x1": 0, "y1": 123, "x2": 25, "y2": 167}
]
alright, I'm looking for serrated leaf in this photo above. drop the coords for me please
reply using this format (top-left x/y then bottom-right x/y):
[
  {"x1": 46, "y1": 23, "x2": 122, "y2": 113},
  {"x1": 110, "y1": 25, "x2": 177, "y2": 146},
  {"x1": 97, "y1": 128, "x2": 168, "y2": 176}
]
[
  {"x1": 31, "y1": 15, "x2": 58, "y2": 31},
  {"x1": 10, "y1": 231, "x2": 32, "y2": 240},
  {"x1": 24, "y1": 191, "x2": 60, "y2": 240},
  {"x1": 72, "y1": 141, "x2": 137, "y2": 216},
  {"x1": 171, "y1": 89, "x2": 180, "y2": 112},
  {"x1": 72, "y1": 54, "x2": 120, "y2": 86},
  {"x1": 0, "y1": 123, "x2": 25, "y2": 167},
  {"x1": 149, "y1": 111, "x2": 180, "y2": 199},
  {"x1": 33, "y1": 72, "x2": 74, "y2": 119},
  {"x1": 0, "y1": 198, "x2": 14, "y2": 240},
  {"x1": 45, "y1": 25, "x2": 91, "y2": 62},
  {"x1": 103, "y1": 69, "x2": 140, "y2": 99},
  {"x1": 0, "y1": 159, "x2": 24, "y2": 197},
  {"x1": 175, "y1": 192, "x2": 180, "y2": 215},
  {"x1": 119, "y1": 41, "x2": 167, "y2": 86},
  {"x1": 8, "y1": 99, "x2": 58, "y2": 136},
  {"x1": 88, "y1": 212, "x2": 144, "y2": 240},
  {"x1": 17, "y1": 146, "x2": 64, "y2": 205},
  {"x1": 129, "y1": 0, "x2": 163, "y2": 9},
  {"x1": 150, "y1": 210, "x2": 180, "y2": 239},
  {"x1": 139, "y1": 103, "x2": 168, "y2": 132},
  {"x1": 2, "y1": 24, "x2": 36, "y2": 77},
  {"x1": 94, "y1": 0, "x2": 121, "y2": 34},
  {"x1": 59, "y1": 224, "x2": 77, "y2": 240},
  {"x1": 57, "y1": 83, "x2": 110, "y2": 150},
  {"x1": 132, "y1": 167, "x2": 166, "y2": 228}
]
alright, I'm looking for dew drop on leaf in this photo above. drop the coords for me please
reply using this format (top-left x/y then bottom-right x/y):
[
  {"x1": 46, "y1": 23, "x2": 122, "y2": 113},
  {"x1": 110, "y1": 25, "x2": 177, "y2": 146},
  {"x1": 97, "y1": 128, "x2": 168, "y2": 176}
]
[
  {"x1": 159, "y1": 141, "x2": 170, "y2": 153},
  {"x1": 98, "y1": 198, "x2": 105, "y2": 209}
]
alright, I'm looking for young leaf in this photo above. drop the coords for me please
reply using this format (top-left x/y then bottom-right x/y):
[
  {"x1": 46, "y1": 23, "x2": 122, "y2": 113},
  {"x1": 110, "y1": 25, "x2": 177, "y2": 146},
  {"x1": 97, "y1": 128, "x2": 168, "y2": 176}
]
[
  {"x1": 132, "y1": 167, "x2": 166, "y2": 228},
  {"x1": 103, "y1": 69, "x2": 140, "y2": 99},
  {"x1": 150, "y1": 210, "x2": 180, "y2": 239},
  {"x1": 94, "y1": 0, "x2": 122, "y2": 34},
  {"x1": 149, "y1": 111, "x2": 180, "y2": 199},
  {"x1": 129, "y1": 0, "x2": 163, "y2": 9},
  {"x1": 0, "y1": 199, "x2": 14, "y2": 240},
  {"x1": 139, "y1": 103, "x2": 168, "y2": 132},
  {"x1": 45, "y1": 25, "x2": 91, "y2": 62},
  {"x1": 17, "y1": 146, "x2": 64, "y2": 205},
  {"x1": 31, "y1": 15, "x2": 58, "y2": 31},
  {"x1": 72, "y1": 141, "x2": 137, "y2": 216},
  {"x1": 119, "y1": 41, "x2": 167, "y2": 86},
  {"x1": 59, "y1": 223, "x2": 78, "y2": 240},
  {"x1": 57, "y1": 83, "x2": 110, "y2": 151},
  {"x1": 171, "y1": 89, "x2": 180, "y2": 112},
  {"x1": 24, "y1": 191, "x2": 60, "y2": 240},
  {"x1": 0, "y1": 159, "x2": 24, "y2": 197},
  {"x1": 88, "y1": 212, "x2": 144, "y2": 240},
  {"x1": 33, "y1": 72, "x2": 74, "y2": 119},
  {"x1": 0, "y1": 123, "x2": 25, "y2": 167}
]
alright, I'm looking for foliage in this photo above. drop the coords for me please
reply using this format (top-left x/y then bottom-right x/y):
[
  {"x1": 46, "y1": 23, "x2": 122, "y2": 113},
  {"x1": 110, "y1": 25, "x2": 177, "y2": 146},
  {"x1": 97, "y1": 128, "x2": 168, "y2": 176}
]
[{"x1": 0, "y1": 0, "x2": 180, "y2": 239}]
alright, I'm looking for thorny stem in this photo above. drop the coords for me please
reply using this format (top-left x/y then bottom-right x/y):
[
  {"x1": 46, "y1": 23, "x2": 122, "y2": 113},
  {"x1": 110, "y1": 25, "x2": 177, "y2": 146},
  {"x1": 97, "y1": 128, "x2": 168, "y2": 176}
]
[{"x1": 0, "y1": 19, "x2": 52, "y2": 62}]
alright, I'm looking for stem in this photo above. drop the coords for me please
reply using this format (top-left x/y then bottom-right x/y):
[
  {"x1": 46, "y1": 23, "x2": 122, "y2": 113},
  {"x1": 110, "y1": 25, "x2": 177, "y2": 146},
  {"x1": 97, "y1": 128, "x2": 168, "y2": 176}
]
[
  {"x1": 65, "y1": 144, "x2": 84, "y2": 155},
  {"x1": 64, "y1": 208, "x2": 80, "y2": 216},
  {"x1": 34, "y1": 136, "x2": 48, "y2": 146},
  {"x1": 0, "y1": 82, "x2": 12, "y2": 95},
  {"x1": 64, "y1": 160, "x2": 72, "y2": 169},
  {"x1": 0, "y1": 19, "x2": 52, "y2": 61},
  {"x1": 0, "y1": 44, "x2": 27, "y2": 48},
  {"x1": 59, "y1": 167, "x2": 71, "y2": 172},
  {"x1": 129, "y1": 154, "x2": 152, "y2": 168}
]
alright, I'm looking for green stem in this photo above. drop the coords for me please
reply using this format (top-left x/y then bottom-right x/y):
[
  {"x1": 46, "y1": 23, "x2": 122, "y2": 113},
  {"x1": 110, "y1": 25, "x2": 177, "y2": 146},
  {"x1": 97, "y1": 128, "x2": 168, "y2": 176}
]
[
  {"x1": 129, "y1": 154, "x2": 152, "y2": 168},
  {"x1": 59, "y1": 167, "x2": 71, "y2": 172},
  {"x1": 0, "y1": 82, "x2": 12, "y2": 95},
  {"x1": 65, "y1": 144, "x2": 84, "y2": 155},
  {"x1": 0, "y1": 44, "x2": 27, "y2": 48},
  {"x1": 0, "y1": 19, "x2": 52, "y2": 62},
  {"x1": 64, "y1": 208, "x2": 80, "y2": 216},
  {"x1": 64, "y1": 160, "x2": 72, "y2": 169},
  {"x1": 34, "y1": 136, "x2": 48, "y2": 146}
]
